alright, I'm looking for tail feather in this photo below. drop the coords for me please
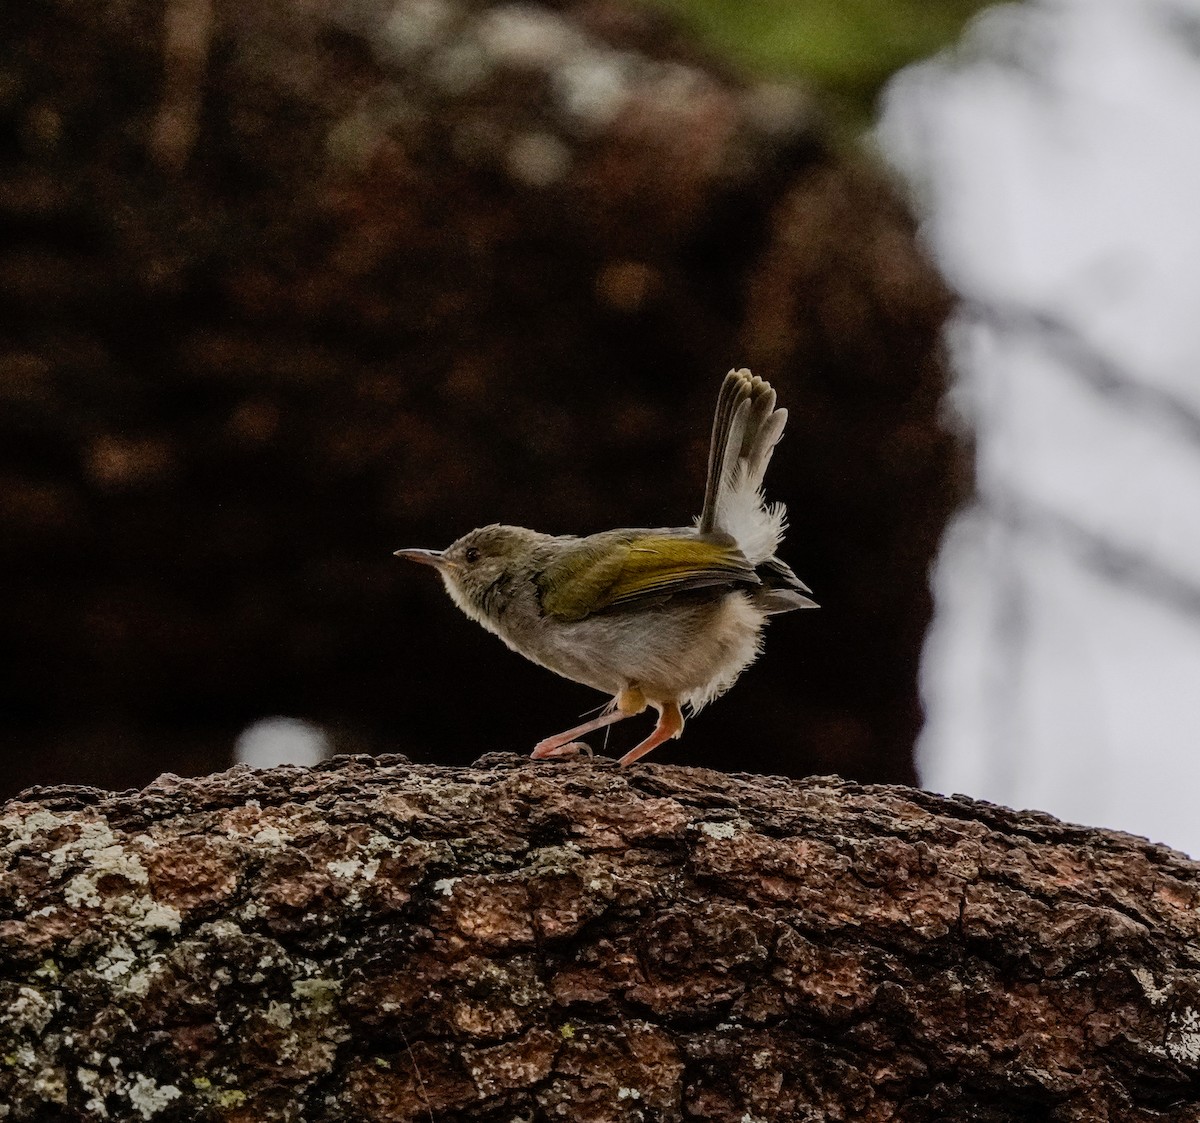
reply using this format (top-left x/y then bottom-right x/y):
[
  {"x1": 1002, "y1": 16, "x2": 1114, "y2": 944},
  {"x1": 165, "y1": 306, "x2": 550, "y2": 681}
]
[
  {"x1": 698, "y1": 369, "x2": 789, "y2": 564},
  {"x1": 755, "y1": 555, "x2": 818, "y2": 614},
  {"x1": 699, "y1": 373, "x2": 746, "y2": 534}
]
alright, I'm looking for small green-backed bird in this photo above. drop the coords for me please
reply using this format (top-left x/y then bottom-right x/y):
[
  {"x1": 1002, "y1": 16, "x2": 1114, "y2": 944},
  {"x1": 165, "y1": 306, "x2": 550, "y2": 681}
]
[{"x1": 395, "y1": 368, "x2": 816, "y2": 765}]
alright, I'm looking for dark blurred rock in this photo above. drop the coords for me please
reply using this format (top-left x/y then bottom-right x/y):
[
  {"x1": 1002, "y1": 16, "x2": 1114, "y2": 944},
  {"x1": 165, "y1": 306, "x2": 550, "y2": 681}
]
[{"x1": 0, "y1": 0, "x2": 966, "y2": 794}]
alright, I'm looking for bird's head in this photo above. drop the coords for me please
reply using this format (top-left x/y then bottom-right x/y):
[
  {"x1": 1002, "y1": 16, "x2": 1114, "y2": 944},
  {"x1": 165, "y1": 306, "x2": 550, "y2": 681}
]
[{"x1": 394, "y1": 524, "x2": 546, "y2": 626}]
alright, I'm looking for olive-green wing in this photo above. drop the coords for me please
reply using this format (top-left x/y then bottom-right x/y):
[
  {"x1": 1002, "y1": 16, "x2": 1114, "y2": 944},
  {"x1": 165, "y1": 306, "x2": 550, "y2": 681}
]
[{"x1": 537, "y1": 533, "x2": 759, "y2": 622}]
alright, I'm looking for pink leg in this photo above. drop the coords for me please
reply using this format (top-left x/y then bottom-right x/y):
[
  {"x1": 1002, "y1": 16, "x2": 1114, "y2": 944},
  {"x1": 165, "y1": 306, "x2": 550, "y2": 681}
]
[
  {"x1": 618, "y1": 702, "x2": 684, "y2": 767},
  {"x1": 531, "y1": 686, "x2": 648, "y2": 760},
  {"x1": 531, "y1": 708, "x2": 630, "y2": 759}
]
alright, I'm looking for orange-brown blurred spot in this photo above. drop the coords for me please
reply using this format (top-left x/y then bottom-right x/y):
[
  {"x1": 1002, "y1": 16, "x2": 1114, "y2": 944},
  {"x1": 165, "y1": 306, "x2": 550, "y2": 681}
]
[
  {"x1": 227, "y1": 398, "x2": 281, "y2": 444},
  {"x1": 85, "y1": 434, "x2": 176, "y2": 490},
  {"x1": 595, "y1": 260, "x2": 660, "y2": 313}
]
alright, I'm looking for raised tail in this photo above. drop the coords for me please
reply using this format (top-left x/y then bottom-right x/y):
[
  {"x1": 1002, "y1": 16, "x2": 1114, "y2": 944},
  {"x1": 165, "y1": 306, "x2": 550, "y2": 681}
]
[{"x1": 698, "y1": 368, "x2": 789, "y2": 564}]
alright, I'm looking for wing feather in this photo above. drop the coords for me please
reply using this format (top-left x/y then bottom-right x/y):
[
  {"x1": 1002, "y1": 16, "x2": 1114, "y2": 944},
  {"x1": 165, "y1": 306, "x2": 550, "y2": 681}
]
[{"x1": 537, "y1": 533, "x2": 758, "y2": 622}]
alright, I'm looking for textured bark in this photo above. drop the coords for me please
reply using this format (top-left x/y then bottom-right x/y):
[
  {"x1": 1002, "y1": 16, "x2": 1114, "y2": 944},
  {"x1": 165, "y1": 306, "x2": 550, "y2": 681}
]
[
  {"x1": 0, "y1": 0, "x2": 963, "y2": 796},
  {"x1": 3, "y1": 756, "x2": 1199, "y2": 1122}
]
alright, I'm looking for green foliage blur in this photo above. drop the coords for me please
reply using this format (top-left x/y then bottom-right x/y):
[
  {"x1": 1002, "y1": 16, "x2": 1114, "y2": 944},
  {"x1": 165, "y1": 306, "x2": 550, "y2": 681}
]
[{"x1": 644, "y1": 0, "x2": 993, "y2": 118}]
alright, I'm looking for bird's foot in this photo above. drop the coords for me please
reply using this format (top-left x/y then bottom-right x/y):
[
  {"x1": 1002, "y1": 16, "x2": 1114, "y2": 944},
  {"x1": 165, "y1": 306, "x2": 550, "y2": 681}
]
[
  {"x1": 529, "y1": 704, "x2": 631, "y2": 759},
  {"x1": 531, "y1": 739, "x2": 593, "y2": 761}
]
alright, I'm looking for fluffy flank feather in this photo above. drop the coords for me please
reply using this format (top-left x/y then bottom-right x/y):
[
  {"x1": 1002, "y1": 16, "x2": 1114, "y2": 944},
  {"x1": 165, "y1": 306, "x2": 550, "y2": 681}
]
[{"x1": 717, "y1": 462, "x2": 787, "y2": 564}]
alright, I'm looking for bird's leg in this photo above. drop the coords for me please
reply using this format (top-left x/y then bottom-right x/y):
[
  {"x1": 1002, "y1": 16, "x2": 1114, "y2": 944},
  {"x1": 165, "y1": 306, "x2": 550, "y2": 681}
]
[
  {"x1": 531, "y1": 686, "x2": 646, "y2": 760},
  {"x1": 617, "y1": 701, "x2": 684, "y2": 767},
  {"x1": 530, "y1": 710, "x2": 626, "y2": 759}
]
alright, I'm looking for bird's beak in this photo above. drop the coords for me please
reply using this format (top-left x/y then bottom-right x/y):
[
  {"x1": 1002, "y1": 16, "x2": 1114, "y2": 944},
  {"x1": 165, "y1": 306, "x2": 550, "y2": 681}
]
[{"x1": 393, "y1": 548, "x2": 452, "y2": 570}]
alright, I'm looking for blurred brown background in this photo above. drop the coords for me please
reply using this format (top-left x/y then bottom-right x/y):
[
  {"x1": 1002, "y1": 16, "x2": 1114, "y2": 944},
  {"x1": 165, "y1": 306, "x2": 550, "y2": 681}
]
[{"x1": 0, "y1": 0, "x2": 967, "y2": 796}]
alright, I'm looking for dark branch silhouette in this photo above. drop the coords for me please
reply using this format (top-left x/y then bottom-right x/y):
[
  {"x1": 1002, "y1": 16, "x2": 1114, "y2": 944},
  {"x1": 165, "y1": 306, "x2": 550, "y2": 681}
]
[
  {"x1": 985, "y1": 490, "x2": 1200, "y2": 623},
  {"x1": 964, "y1": 299, "x2": 1200, "y2": 448}
]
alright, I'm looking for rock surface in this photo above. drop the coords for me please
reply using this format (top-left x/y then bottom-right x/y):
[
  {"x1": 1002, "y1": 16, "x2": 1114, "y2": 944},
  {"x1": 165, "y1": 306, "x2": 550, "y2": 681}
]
[{"x1": 2, "y1": 755, "x2": 1198, "y2": 1121}]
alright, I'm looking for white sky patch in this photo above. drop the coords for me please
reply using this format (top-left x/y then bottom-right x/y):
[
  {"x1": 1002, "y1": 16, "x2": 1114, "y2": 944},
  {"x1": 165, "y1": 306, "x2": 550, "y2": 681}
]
[
  {"x1": 235, "y1": 717, "x2": 332, "y2": 770},
  {"x1": 880, "y1": 0, "x2": 1200, "y2": 856}
]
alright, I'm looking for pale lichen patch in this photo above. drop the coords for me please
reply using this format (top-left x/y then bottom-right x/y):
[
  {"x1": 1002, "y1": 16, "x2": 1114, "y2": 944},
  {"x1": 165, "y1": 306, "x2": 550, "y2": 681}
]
[
  {"x1": 291, "y1": 977, "x2": 342, "y2": 1014},
  {"x1": 34, "y1": 818, "x2": 187, "y2": 945},
  {"x1": 48, "y1": 820, "x2": 149, "y2": 884},
  {"x1": 29, "y1": 1062, "x2": 68, "y2": 1106},
  {"x1": 87, "y1": 941, "x2": 165, "y2": 999},
  {"x1": 63, "y1": 873, "x2": 103, "y2": 909},
  {"x1": 1167, "y1": 1007, "x2": 1200, "y2": 1065},
  {"x1": 199, "y1": 919, "x2": 247, "y2": 944},
  {"x1": 1132, "y1": 966, "x2": 1169, "y2": 1006},
  {"x1": 5, "y1": 986, "x2": 59, "y2": 1035},
  {"x1": 125, "y1": 896, "x2": 183, "y2": 934},
  {"x1": 263, "y1": 1001, "x2": 294, "y2": 1028},
  {"x1": 251, "y1": 826, "x2": 290, "y2": 849},
  {"x1": 127, "y1": 1073, "x2": 182, "y2": 1118},
  {"x1": 94, "y1": 942, "x2": 138, "y2": 984},
  {"x1": 327, "y1": 857, "x2": 381, "y2": 881},
  {"x1": 77, "y1": 1066, "x2": 110, "y2": 1119},
  {"x1": 77, "y1": 1066, "x2": 100, "y2": 1089},
  {"x1": 700, "y1": 821, "x2": 739, "y2": 840},
  {"x1": 1, "y1": 807, "x2": 68, "y2": 849}
]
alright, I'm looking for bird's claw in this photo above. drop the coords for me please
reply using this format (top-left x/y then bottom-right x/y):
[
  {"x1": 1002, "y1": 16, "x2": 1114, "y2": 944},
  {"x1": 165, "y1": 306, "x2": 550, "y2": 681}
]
[{"x1": 530, "y1": 739, "x2": 594, "y2": 761}]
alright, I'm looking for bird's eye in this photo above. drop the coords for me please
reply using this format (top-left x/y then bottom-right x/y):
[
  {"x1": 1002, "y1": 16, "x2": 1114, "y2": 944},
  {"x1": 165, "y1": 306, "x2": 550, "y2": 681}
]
[{"x1": 464, "y1": 547, "x2": 481, "y2": 563}]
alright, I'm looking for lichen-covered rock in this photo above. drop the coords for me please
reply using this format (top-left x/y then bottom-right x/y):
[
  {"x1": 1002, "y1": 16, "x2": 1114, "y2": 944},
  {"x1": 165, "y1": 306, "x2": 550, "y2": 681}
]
[{"x1": 2, "y1": 755, "x2": 1199, "y2": 1121}]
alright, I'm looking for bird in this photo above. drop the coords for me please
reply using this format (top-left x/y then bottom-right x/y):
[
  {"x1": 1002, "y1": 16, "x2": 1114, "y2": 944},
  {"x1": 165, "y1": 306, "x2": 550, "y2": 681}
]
[{"x1": 395, "y1": 368, "x2": 816, "y2": 766}]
